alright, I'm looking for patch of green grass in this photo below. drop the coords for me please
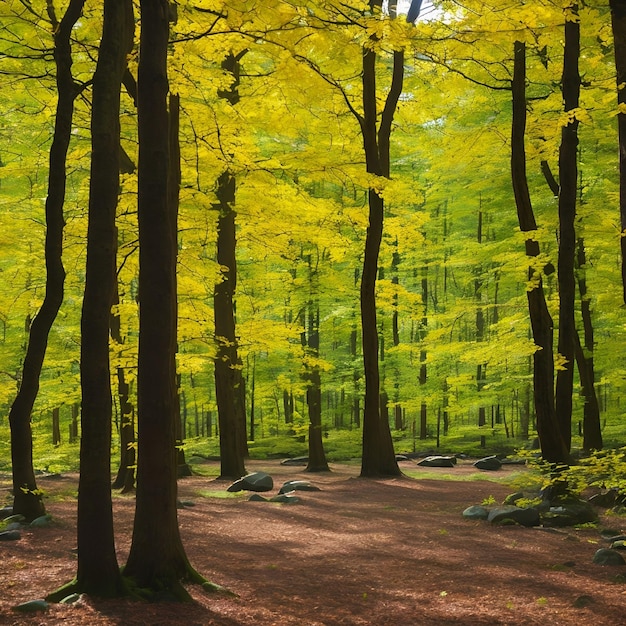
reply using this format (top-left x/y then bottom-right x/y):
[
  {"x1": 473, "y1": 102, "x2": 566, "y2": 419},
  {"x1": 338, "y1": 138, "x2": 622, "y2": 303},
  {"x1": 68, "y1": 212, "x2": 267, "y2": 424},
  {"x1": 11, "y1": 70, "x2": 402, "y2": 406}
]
[
  {"x1": 195, "y1": 490, "x2": 247, "y2": 500},
  {"x1": 402, "y1": 469, "x2": 514, "y2": 485}
]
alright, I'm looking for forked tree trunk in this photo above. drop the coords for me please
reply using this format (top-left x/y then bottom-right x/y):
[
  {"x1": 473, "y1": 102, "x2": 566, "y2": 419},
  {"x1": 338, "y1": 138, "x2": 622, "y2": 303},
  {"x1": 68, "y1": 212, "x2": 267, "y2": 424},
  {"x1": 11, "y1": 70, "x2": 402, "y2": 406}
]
[
  {"x1": 8, "y1": 0, "x2": 86, "y2": 523},
  {"x1": 510, "y1": 40, "x2": 569, "y2": 463},
  {"x1": 359, "y1": 0, "x2": 405, "y2": 477}
]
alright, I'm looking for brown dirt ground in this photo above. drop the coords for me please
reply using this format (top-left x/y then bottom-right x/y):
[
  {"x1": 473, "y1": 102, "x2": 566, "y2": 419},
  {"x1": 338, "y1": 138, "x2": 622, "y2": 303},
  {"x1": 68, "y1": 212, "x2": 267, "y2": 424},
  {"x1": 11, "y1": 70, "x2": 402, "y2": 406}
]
[{"x1": 0, "y1": 459, "x2": 625, "y2": 625}]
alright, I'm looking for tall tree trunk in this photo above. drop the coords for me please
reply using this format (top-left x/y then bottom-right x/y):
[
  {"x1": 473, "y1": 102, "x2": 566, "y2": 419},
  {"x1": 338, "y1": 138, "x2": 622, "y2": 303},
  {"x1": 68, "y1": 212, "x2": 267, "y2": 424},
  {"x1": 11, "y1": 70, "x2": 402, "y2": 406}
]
[
  {"x1": 575, "y1": 238, "x2": 602, "y2": 450},
  {"x1": 554, "y1": 5, "x2": 581, "y2": 453},
  {"x1": 213, "y1": 52, "x2": 247, "y2": 479},
  {"x1": 610, "y1": 0, "x2": 626, "y2": 304},
  {"x1": 359, "y1": 1, "x2": 404, "y2": 477},
  {"x1": 8, "y1": 0, "x2": 85, "y2": 523},
  {"x1": 75, "y1": 0, "x2": 134, "y2": 597},
  {"x1": 124, "y1": 0, "x2": 204, "y2": 598},
  {"x1": 510, "y1": 40, "x2": 569, "y2": 463}
]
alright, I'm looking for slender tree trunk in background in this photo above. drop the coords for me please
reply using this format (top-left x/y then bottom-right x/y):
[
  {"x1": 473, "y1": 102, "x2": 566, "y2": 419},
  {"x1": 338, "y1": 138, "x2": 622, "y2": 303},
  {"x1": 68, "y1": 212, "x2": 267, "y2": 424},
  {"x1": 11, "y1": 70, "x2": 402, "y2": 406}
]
[
  {"x1": 168, "y1": 93, "x2": 192, "y2": 478},
  {"x1": 475, "y1": 211, "x2": 487, "y2": 448},
  {"x1": 8, "y1": 0, "x2": 85, "y2": 523},
  {"x1": 111, "y1": 277, "x2": 136, "y2": 492},
  {"x1": 510, "y1": 40, "x2": 569, "y2": 463},
  {"x1": 554, "y1": 6, "x2": 581, "y2": 454},
  {"x1": 125, "y1": 0, "x2": 204, "y2": 597},
  {"x1": 213, "y1": 52, "x2": 247, "y2": 479},
  {"x1": 302, "y1": 256, "x2": 329, "y2": 472},
  {"x1": 575, "y1": 238, "x2": 602, "y2": 450},
  {"x1": 391, "y1": 242, "x2": 403, "y2": 430},
  {"x1": 73, "y1": 0, "x2": 133, "y2": 598},
  {"x1": 610, "y1": 0, "x2": 626, "y2": 304},
  {"x1": 418, "y1": 268, "x2": 428, "y2": 439},
  {"x1": 52, "y1": 407, "x2": 61, "y2": 446}
]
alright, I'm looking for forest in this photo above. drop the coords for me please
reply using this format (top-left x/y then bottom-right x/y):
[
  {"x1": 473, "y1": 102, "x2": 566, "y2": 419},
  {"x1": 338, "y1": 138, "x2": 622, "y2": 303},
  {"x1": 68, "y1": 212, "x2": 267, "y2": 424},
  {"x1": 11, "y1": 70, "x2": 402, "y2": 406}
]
[{"x1": 1, "y1": 0, "x2": 626, "y2": 608}]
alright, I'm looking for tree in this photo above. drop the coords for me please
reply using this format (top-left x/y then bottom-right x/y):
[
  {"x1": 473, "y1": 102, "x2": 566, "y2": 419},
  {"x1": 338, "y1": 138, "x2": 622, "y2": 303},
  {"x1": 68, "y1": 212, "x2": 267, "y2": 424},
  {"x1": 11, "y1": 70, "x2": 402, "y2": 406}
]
[
  {"x1": 359, "y1": 0, "x2": 406, "y2": 477},
  {"x1": 554, "y1": 1, "x2": 581, "y2": 454},
  {"x1": 610, "y1": 0, "x2": 626, "y2": 304},
  {"x1": 510, "y1": 40, "x2": 569, "y2": 463},
  {"x1": 124, "y1": 0, "x2": 205, "y2": 598},
  {"x1": 8, "y1": 0, "x2": 86, "y2": 522},
  {"x1": 74, "y1": 0, "x2": 134, "y2": 597},
  {"x1": 213, "y1": 51, "x2": 247, "y2": 480}
]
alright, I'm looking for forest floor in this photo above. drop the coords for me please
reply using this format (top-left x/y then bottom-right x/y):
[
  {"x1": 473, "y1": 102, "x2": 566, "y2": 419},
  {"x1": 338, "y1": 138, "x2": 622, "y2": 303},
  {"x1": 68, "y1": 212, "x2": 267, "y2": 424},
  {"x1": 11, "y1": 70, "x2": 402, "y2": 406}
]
[{"x1": 1, "y1": 458, "x2": 626, "y2": 625}]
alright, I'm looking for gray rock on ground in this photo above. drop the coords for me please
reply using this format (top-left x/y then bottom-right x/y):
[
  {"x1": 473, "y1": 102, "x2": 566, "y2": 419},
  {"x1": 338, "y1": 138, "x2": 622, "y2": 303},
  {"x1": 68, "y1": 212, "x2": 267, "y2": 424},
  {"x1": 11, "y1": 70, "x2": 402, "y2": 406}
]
[
  {"x1": 227, "y1": 471, "x2": 273, "y2": 493},
  {"x1": 473, "y1": 455, "x2": 502, "y2": 471},
  {"x1": 278, "y1": 480, "x2": 321, "y2": 494},
  {"x1": 593, "y1": 548, "x2": 626, "y2": 566},
  {"x1": 462, "y1": 505, "x2": 490, "y2": 520},
  {"x1": 417, "y1": 455, "x2": 456, "y2": 468},
  {"x1": 487, "y1": 505, "x2": 540, "y2": 527}
]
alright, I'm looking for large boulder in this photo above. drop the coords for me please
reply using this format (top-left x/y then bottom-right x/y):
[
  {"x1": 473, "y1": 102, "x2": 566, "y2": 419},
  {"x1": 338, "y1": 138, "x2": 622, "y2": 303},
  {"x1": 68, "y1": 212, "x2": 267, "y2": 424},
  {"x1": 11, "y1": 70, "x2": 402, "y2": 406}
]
[
  {"x1": 227, "y1": 472, "x2": 273, "y2": 493},
  {"x1": 487, "y1": 506, "x2": 540, "y2": 527},
  {"x1": 473, "y1": 455, "x2": 502, "y2": 471},
  {"x1": 417, "y1": 455, "x2": 456, "y2": 468},
  {"x1": 541, "y1": 502, "x2": 597, "y2": 528}
]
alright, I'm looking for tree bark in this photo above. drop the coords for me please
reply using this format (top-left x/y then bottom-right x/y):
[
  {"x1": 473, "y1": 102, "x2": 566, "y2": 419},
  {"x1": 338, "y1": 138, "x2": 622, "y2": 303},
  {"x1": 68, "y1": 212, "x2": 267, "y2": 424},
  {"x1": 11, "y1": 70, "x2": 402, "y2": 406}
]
[
  {"x1": 111, "y1": 276, "x2": 136, "y2": 492},
  {"x1": 124, "y1": 0, "x2": 203, "y2": 597},
  {"x1": 510, "y1": 40, "x2": 569, "y2": 463},
  {"x1": 8, "y1": 0, "x2": 85, "y2": 523},
  {"x1": 302, "y1": 258, "x2": 329, "y2": 472},
  {"x1": 554, "y1": 6, "x2": 580, "y2": 453},
  {"x1": 75, "y1": 0, "x2": 133, "y2": 597},
  {"x1": 359, "y1": 1, "x2": 402, "y2": 477},
  {"x1": 575, "y1": 238, "x2": 602, "y2": 450},
  {"x1": 610, "y1": 0, "x2": 626, "y2": 304},
  {"x1": 213, "y1": 52, "x2": 248, "y2": 479}
]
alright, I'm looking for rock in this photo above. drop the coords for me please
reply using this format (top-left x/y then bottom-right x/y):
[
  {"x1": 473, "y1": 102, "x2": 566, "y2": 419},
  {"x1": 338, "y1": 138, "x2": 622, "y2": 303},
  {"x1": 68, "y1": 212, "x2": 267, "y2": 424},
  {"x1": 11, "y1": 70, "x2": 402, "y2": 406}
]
[
  {"x1": 59, "y1": 593, "x2": 82, "y2": 605},
  {"x1": 487, "y1": 506, "x2": 540, "y2": 527},
  {"x1": 176, "y1": 500, "x2": 195, "y2": 508},
  {"x1": 541, "y1": 502, "x2": 596, "y2": 528},
  {"x1": 588, "y1": 490, "x2": 619, "y2": 508},
  {"x1": 6, "y1": 523, "x2": 22, "y2": 531},
  {"x1": 278, "y1": 480, "x2": 321, "y2": 495},
  {"x1": 280, "y1": 456, "x2": 308, "y2": 466},
  {"x1": 227, "y1": 472, "x2": 273, "y2": 493},
  {"x1": 0, "y1": 530, "x2": 21, "y2": 541},
  {"x1": 248, "y1": 494, "x2": 268, "y2": 502},
  {"x1": 269, "y1": 493, "x2": 301, "y2": 504},
  {"x1": 3, "y1": 514, "x2": 24, "y2": 524},
  {"x1": 593, "y1": 548, "x2": 626, "y2": 566},
  {"x1": 395, "y1": 454, "x2": 410, "y2": 462},
  {"x1": 473, "y1": 455, "x2": 502, "y2": 471},
  {"x1": 14, "y1": 599, "x2": 49, "y2": 613},
  {"x1": 30, "y1": 514, "x2": 53, "y2": 528},
  {"x1": 462, "y1": 505, "x2": 490, "y2": 520},
  {"x1": 0, "y1": 506, "x2": 13, "y2": 519},
  {"x1": 611, "y1": 540, "x2": 626, "y2": 550},
  {"x1": 417, "y1": 455, "x2": 456, "y2": 468},
  {"x1": 503, "y1": 492, "x2": 524, "y2": 505},
  {"x1": 604, "y1": 534, "x2": 626, "y2": 544}
]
